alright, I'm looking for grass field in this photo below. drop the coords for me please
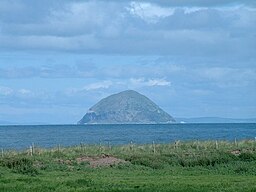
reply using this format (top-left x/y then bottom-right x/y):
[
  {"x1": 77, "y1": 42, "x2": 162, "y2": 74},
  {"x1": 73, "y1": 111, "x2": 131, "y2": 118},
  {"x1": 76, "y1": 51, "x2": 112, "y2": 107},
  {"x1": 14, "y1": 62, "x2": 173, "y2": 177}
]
[{"x1": 1, "y1": 140, "x2": 256, "y2": 192}]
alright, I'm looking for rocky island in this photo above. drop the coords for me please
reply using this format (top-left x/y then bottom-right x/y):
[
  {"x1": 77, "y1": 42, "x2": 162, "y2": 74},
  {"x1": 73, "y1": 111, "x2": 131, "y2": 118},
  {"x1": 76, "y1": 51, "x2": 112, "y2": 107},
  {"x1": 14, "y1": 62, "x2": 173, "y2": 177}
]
[{"x1": 78, "y1": 90, "x2": 175, "y2": 124}]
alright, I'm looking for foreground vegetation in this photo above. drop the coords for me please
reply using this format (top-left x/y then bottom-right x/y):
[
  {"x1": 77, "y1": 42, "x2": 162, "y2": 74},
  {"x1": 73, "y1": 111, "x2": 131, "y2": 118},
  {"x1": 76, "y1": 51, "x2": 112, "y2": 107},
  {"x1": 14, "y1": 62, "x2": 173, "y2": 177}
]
[{"x1": 1, "y1": 140, "x2": 256, "y2": 192}]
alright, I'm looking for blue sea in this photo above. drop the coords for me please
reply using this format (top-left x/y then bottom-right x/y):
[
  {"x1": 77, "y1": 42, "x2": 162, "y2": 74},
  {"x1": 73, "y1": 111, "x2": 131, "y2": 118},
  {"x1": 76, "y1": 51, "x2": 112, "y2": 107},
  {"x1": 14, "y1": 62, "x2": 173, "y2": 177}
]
[{"x1": 0, "y1": 123, "x2": 256, "y2": 150}]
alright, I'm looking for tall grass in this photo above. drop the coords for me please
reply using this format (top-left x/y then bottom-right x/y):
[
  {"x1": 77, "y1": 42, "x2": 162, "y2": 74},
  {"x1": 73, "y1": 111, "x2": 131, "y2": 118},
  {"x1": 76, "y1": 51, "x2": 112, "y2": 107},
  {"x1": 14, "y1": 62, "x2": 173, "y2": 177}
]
[
  {"x1": 1, "y1": 140, "x2": 256, "y2": 170},
  {"x1": 0, "y1": 140, "x2": 256, "y2": 192}
]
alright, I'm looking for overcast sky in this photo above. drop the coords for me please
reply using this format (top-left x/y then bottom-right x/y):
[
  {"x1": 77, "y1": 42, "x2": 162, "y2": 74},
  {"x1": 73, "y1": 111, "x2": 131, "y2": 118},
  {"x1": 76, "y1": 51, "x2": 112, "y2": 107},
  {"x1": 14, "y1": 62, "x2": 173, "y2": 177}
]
[{"x1": 0, "y1": 0, "x2": 256, "y2": 124}]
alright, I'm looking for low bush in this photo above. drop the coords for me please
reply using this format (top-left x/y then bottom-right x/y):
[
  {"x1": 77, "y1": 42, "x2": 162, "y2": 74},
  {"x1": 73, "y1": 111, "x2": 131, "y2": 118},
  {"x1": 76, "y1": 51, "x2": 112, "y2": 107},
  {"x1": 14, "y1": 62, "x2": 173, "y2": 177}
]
[
  {"x1": 0, "y1": 157, "x2": 39, "y2": 176},
  {"x1": 126, "y1": 155, "x2": 167, "y2": 169},
  {"x1": 239, "y1": 153, "x2": 256, "y2": 162}
]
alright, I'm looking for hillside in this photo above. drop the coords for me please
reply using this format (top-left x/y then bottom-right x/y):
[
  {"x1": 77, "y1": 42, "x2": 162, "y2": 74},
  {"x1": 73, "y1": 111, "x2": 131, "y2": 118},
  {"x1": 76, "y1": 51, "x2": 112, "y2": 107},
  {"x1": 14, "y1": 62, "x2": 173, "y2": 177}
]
[{"x1": 78, "y1": 90, "x2": 175, "y2": 124}]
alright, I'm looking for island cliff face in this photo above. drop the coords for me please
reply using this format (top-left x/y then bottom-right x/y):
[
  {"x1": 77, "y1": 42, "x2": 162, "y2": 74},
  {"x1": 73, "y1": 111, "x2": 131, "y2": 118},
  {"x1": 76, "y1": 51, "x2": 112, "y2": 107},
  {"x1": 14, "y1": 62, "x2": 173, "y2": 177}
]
[{"x1": 78, "y1": 90, "x2": 175, "y2": 124}]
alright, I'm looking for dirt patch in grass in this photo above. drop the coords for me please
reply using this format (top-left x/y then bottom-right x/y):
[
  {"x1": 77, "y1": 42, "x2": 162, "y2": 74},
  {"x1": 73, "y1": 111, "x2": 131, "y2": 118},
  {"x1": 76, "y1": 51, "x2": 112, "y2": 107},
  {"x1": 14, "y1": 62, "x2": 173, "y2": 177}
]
[
  {"x1": 76, "y1": 154, "x2": 127, "y2": 168},
  {"x1": 230, "y1": 150, "x2": 241, "y2": 156}
]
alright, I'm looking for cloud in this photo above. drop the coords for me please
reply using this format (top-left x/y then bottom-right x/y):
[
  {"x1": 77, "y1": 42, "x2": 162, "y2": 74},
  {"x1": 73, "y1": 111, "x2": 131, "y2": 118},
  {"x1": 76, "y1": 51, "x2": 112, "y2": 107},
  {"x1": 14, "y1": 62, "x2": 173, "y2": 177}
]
[
  {"x1": 0, "y1": 35, "x2": 101, "y2": 51},
  {"x1": 0, "y1": 62, "x2": 184, "y2": 79},
  {"x1": 128, "y1": 2, "x2": 175, "y2": 23},
  {"x1": 191, "y1": 89, "x2": 213, "y2": 96},
  {"x1": 183, "y1": 7, "x2": 207, "y2": 14},
  {"x1": 18, "y1": 89, "x2": 31, "y2": 94},
  {"x1": 129, "y1": 78, "x2": 171, "y2": 87},
  {"x1": 0, "y1": 85, "x2": 51, "y2": 104},
  {"x1": 137, "y1": 0, "x2": 256, "y2": 7},
  {"x1": 66, "y1": 78, "x2": 171, "y2": 96},
  {"x1": 0, "y1": 0, "x2": 255, "y2": 57},
  {"x1": 0, "y1": 64, "x2": 94, "y2": 79},
  {"x1": 1, "y1": 62, "x2": 255, "y2": 90},
  {"x1": 0, "y1": 86, "x2": 13, "y2": 96},
  {"x1": 64, "y1": 80, "x2": 114, "y2": 98},
  {"x1": 198, "y1": 67, "x2": 256, "y2": 88},
  {"x1": 148, "y1": 78, "x2": 171, "y2": 86},
  {"x1": 17, "y1": 89, "x2": 34, "y2": 98},
  {"x1": 83, "y1": 80, "x2": 113, "y2": 91}
]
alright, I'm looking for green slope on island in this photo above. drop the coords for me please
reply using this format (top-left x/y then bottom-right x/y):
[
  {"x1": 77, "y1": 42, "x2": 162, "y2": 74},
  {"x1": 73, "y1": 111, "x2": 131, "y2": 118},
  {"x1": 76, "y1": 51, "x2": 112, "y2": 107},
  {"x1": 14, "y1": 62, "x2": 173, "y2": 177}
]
[{"x1": 78, "y1": 90, "x2": 175, "y2": 124}]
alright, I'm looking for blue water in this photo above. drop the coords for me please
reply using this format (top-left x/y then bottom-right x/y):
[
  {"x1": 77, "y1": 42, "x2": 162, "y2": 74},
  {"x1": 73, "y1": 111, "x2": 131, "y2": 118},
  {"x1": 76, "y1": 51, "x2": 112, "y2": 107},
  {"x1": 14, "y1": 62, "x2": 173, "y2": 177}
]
[{"x1": 0, "y1": 123, "x2": 256, "y2": 150}]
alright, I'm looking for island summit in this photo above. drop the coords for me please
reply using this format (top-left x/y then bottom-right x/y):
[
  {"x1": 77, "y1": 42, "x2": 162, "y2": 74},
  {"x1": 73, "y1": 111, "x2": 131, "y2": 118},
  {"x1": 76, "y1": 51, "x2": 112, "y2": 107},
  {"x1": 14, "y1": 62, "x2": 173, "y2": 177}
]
[{"x1": 78, "y1": 90, "x2": 175, "y2": 124}]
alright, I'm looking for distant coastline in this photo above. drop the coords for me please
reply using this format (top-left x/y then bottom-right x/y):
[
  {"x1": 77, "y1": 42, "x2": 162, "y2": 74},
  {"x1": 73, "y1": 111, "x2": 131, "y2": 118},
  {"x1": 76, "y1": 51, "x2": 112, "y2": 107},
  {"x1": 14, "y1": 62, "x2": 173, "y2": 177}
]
[
  {"x1": 175, "y1": 117, "x2": 256, "y2": 124},
  {"x1": 1, "y1": 117, "x2": 256, "y2": 125}
]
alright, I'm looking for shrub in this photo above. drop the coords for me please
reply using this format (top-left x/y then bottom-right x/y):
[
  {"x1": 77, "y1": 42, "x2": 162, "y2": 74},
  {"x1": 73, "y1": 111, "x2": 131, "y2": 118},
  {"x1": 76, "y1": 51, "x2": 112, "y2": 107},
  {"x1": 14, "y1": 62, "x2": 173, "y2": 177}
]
[
  {"x1": 177, "y1": 152, "x2": 237, "y2": 167},
  {"x1": 126, "y1": 155, "x2": 166, "y2": 169},
  {"x1": 239, "y1": 153, "x2": 256, "y2": 162},
  {"x1": 234, "y1": 166, "x2": 249, "y2": 174},
  {"x1": 0, "y1": 157, "x2": 38, "y2": 176}
]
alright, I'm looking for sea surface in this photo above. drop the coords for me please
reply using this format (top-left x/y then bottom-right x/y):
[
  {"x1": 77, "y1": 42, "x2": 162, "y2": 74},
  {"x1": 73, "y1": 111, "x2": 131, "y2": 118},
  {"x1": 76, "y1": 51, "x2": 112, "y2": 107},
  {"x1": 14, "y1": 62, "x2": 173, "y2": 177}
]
[{"x1": 0, "y1": 123, "x2": 256, "y2": 150}]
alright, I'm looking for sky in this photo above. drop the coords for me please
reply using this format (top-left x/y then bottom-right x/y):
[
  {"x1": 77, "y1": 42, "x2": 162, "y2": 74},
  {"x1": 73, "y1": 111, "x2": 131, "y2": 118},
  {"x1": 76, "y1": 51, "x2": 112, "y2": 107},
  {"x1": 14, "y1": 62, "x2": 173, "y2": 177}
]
[{"x1": 0, "y1": 0, "x2": 256, "y2": 124}]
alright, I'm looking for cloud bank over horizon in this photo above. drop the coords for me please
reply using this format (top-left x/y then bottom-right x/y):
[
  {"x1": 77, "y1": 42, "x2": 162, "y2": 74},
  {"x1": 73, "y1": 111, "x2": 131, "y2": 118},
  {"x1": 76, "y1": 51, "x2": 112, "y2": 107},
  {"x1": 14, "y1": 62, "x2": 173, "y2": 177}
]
[{"x1": 0, "y1": 0, "x2": 255, "y2": 124}]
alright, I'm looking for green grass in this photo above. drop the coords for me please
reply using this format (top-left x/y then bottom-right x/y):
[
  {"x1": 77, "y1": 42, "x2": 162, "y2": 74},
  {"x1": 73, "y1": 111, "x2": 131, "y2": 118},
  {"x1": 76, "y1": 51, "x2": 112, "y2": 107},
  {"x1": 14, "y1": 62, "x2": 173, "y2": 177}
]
[{"x1": 1, "y1": 140, "x2": 256, "y2": 191}]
